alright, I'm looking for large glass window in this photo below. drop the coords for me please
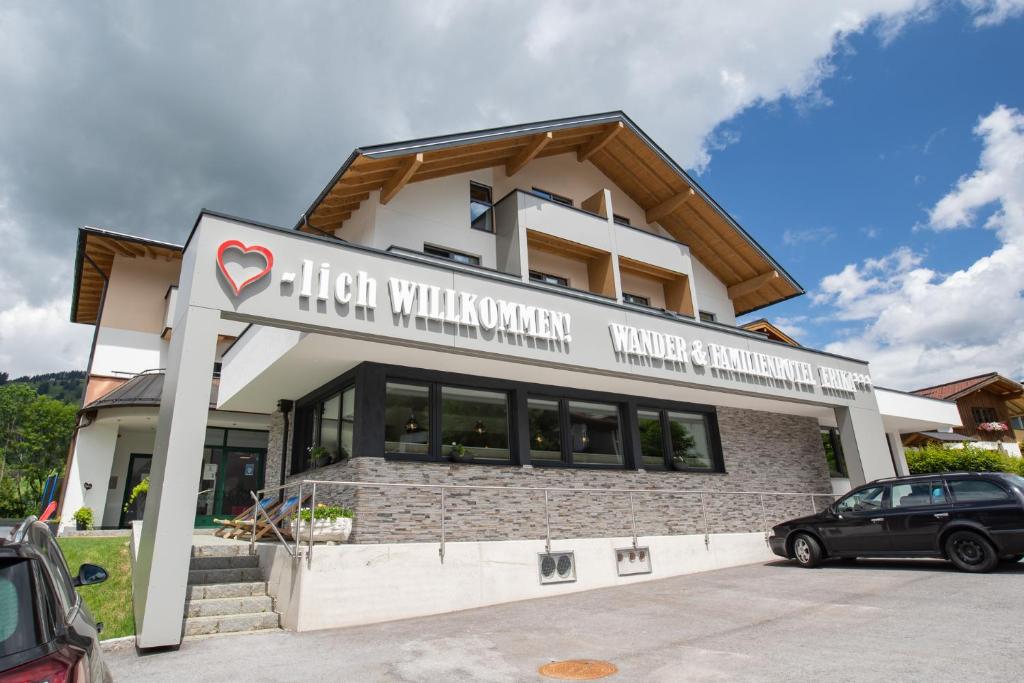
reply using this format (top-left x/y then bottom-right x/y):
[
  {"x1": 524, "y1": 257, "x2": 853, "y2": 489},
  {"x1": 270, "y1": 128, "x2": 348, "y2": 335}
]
[
  {"x1": 569, "y1": 401, "x2": 623, "y2": 465},
  {"x1": 340, "y1": 386, "x2": 355, "y2": 459},
  {"x1": 317, "y1": 393, "x2": 341, "y2": 461},
  {"x1": 821, "y1": 427, "x2": 847, "y2": 477},
  {"x1": 636, "y1": 408, "x2": 665, "y2": 469},
  {"x1": 667, "y1": 411, "x2": 714, "y2": 470},
  {"x1": 528, "y1": 398, "x2": 562, "y2": 463},
  {"x1": 385, "y1": 382, "x2": 430, "y2": 455},
  {"x1": 441, "y1": 387, "x2": 510, "y2": 462},
  {"x1": 470, "y1": 182, "x2": 493, "y2": 233}
]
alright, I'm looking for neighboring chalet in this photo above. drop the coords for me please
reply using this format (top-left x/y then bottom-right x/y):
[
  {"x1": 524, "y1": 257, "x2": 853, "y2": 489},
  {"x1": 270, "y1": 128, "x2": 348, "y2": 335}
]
[
  {"x1": 740, "y1": 318, "x2": 800, "y2": 347},
  {"x1": 907, "y1": 373, "x2": 1024, "y2": 454}
]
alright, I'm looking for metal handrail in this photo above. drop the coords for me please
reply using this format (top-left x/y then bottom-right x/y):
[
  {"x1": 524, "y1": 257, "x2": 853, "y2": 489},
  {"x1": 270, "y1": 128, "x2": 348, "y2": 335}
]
[
  {"x1": 252, "y1": 478, "x2": 837, "y2": 568},
  {"x1": 248, "y1": 491, "x2": 296, "y2": 558}
]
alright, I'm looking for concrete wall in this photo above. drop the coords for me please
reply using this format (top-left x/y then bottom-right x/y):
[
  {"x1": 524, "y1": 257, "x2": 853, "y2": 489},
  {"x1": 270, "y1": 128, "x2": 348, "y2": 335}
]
[
  {"x1": 619, "y1": 271, "x2": 667, "y2": 309},
  {"x1": 282, "y1": 406, "x2": 831, "y2": 545},
  {"x1": 263, "y1": 531, "x2": 775, "y2": 632}
]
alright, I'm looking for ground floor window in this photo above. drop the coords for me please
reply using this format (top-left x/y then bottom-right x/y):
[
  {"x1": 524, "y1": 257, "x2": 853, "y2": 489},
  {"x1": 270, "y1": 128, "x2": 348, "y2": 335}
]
[
  {"x1": 821, "y1": 427, "x2": 847, "y2": 477},
  {"x1": 637, "y1": 408, "x2": 717, "y2": 471},
  {"x1": 385, "y1": 382, "x2": 430, "y2": 456},
  {"x1": 440, "y1": 386, "x2": 510, "y2": 462},
  {"x1": 294, "y1": 385, "x2": 355, "y2": 471},
  {"x1": 195, "y1": 428, "x2": 268, "y2": 526}
]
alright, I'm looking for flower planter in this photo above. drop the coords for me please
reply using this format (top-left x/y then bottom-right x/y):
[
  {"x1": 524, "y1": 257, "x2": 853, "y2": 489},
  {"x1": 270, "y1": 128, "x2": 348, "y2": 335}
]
[{"x1": 287, "y1": 517, "x2": 352, "y2": 543}]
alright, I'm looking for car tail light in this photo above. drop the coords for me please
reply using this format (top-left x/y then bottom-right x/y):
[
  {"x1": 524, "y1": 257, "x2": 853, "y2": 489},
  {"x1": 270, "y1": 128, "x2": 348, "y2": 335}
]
[{"x1": 0, "y1": 648, "x2": 83, "y2": 683}]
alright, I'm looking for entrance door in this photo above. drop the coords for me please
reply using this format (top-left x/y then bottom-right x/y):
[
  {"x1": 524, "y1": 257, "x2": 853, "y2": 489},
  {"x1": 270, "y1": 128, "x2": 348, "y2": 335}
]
[
  {"x1": 119, "y1": 454, "x2": 152, "y2": 528},
  {"x1": 193, "y1": 447, "x2": 266, "y2": 527},
  {"x1": 818, "y1": 484, "x2": 891, "y2": 555}
]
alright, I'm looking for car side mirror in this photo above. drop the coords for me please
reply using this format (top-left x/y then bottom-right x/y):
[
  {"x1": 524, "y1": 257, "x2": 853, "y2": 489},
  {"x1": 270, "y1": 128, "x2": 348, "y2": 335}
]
[{"x1": 74, "y1": 563, "x2": 108, "y2": 587}]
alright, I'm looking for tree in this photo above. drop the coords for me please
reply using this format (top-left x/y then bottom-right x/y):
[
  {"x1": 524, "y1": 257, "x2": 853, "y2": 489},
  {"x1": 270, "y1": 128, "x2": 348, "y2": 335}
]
[{"x1": 0, "y1": 383, "x2": 78, "y2": 517}]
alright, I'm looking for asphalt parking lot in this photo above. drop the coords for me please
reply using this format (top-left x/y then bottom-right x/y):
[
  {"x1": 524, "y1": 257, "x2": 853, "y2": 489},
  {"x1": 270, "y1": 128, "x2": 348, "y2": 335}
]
[{"x1": 106, "y1": 558, "x2": 1024, "y2": 682}]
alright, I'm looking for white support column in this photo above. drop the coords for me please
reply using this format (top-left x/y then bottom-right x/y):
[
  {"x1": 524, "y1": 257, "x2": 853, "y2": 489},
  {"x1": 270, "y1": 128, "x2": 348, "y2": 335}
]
[
  {"x1": 60, "y1": 421, "x2": 119, "y2": 531},
  {"x1": 835, "y1": 405, "x2": 896, "y2": 486},
  {"x1": 887, "y1": 432, "x2": 910, "y2": 476},
  {"x1": 132, "y1": 304, "x2": 220, "y2": 649}
]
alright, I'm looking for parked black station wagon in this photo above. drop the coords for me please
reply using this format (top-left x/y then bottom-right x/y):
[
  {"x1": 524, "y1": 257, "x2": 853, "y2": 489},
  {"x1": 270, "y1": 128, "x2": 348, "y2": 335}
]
[
  {"x1": 770, "y1": 472, "x2": 1024, "y2": 572},
  {"x1": 0, "y1": 517, "x2": 111, "y2": 682}
]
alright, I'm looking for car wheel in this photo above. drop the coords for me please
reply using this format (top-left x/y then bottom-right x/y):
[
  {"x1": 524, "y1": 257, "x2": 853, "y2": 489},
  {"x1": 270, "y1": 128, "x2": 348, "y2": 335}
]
[
  {"x1": 791, "y1": 533, "x2": 823, "y2": 568},
  {"x1": 999, "y1": 554, "x2": 1024, "y2": 564},
  {"x1": 945, "y1": 530, "x2": 998, "y2": 573}
]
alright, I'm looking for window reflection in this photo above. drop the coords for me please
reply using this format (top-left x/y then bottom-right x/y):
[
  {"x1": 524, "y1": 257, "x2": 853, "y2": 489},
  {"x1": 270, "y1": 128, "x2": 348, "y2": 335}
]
[
  {"x1": 441, "y1": 386, "x2": 510, "y2": 461},
  {"x1": 385, "y1": 383, "x2": 430, "y2": 455},
  {"x1": 529, "y1": 398, "x2": 562, "y2": 463},
  {"x1": 569, "y1": 401, "x2": 622, "y2": 465}
]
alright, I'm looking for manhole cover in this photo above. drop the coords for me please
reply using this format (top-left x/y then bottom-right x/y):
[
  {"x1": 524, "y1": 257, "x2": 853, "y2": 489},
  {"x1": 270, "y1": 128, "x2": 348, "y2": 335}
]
[{"x1": 538, "y1": 659, "x2": 618, "y2": 680}]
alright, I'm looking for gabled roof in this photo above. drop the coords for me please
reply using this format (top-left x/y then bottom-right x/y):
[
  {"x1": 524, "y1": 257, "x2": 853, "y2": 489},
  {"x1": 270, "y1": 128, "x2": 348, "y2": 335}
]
[
  {"x1": 913, "y1": 372, "x2": 1024, "y2": 415},
  {"x1": 296, "y1": 111, "x2": 803, "y2": 315},
  {"x1": 740, "y1": 318, "x2": 800, "y2": 346},
  {"x1": 71, "y1": 227, "x2": 183, "y2": 325}
]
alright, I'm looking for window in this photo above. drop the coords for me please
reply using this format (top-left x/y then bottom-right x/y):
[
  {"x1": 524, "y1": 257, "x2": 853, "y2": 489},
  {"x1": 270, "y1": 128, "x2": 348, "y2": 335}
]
[
  {"x1": 340, "y1": 387, "x2": 355, "y2": 460},
  {"x1": 637, "y1": 407, "x2": 719, "y2": 471},
  {"x1": 623, "y1": 292, "x2": 650, "y2": 307},
  {"x1": 317, "y1": 393, "x2": 341, "y2": 461},
  {"x1": 971, "y1": 406, "x2": 999, "y2": 424},
  {"x1": 532, "y1": 187, "x2": 573, "y2": 207},
  {"x1": 568, "y1": 401, "x2": 623, "y2": 466},
  {"x1": 528, "y1": 398, "x2": 562, "y2": 463},
  {"x1": 821, "y1": 428, "x2": 847, "y2": 477},
  {"x1": 530, "y1": 270, "x2": 569, "y2": 287},
  {"x1": 835, "y1": 485, "x2": 886, "y2": 514},
  {"x1": 470, "y1": 182, "x2": 493, "y2": 233},
  {"x1": 294, "y1": 390, "x2": 350, "y2": 472},
  {"x1": 384, "y1": 382, "x2": 430, "y2": 455},
  {"x1": 948, "y1": 479, "x2": 1010, "y2": 503},
  {"x1": 0, "y1": 559, "x2": 43, "y2": 658},
  {"x1": 699, "y1": 310, "x2": 717, "y2": 323},
  {"x1": 1012, "y1": 416, "x2": 1024, "y2": 430},
  {"x1": 891, "y1": 481, "x2": 947, "y2": 508},
  {"x1": 424, "y1": 244, "x2": 481, "y2": 266},
  {"x1": 440, "y1": 386, "x2": 510, "y2": 462},
  {"x1": 613, "y1": 214, "x2": 631, "y2": 226}
]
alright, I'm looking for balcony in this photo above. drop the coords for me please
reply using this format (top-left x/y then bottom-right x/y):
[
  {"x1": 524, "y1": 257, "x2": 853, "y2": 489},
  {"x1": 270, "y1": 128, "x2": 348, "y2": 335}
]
[{"x1": 526, "y1": 230, "x2": 616, "y2": 299}]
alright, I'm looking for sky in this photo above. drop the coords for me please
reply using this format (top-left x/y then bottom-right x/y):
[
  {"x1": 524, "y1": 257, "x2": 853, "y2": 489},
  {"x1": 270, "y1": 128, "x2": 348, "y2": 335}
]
[{"x1": 0, "y1": 0, "x2": 1022, "y2": 390}]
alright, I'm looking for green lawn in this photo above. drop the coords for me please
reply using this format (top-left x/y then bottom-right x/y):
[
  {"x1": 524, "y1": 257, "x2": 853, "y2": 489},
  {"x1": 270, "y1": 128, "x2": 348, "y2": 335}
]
[{"x1": 57, "y1": 536, "x2": 135, "y2": 639}]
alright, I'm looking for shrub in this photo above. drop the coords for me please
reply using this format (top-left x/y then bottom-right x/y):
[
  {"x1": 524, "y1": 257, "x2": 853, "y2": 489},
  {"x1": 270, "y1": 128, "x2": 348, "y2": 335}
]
[
  {"x1": 73, "y1": 506, "x2": 94, "y2": 529},
  {"x1": 298, "y1": 503, "x2": 353, "y2": 523},
  {"x1": 905, "y1": 443, "x2": 1024, "y2": 475}
]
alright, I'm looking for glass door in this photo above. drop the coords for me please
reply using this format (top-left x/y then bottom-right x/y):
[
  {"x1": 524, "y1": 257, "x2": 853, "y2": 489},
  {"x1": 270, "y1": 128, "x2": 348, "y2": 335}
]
[
  {"x1": 118, "y1": 454, "x2": 152, "y2": 528},
  {"x1": 219, "y1": 450, "x2": 264, "y2": 518},
  {"x1": 194, "y1": 448, "x2": 220, "y2": 527}
]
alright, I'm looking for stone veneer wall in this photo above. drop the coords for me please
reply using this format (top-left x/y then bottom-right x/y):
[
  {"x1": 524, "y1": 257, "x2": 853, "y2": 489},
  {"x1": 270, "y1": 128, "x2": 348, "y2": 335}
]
[{"x1": 277, "y1": 406, "x2": 831, "y2": 544}]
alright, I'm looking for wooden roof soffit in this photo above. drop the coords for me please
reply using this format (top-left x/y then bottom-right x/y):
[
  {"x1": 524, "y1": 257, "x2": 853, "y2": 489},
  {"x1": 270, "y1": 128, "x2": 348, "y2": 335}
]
[
  {"x1": 727, "y1": 270, "x2": 780, "y2": 300},
  {"x1": 577, "y1": 122, "x2": 624, "y2": 162},
  {"x1": 645, "y1": 188, "x2": 695, "y2": 224},
  {"x1": 380, "y1": 153, "x2": 423, "y2": 205},
  {"x1": 506, "y1": 132, "x2": 553, "y2": 176}
]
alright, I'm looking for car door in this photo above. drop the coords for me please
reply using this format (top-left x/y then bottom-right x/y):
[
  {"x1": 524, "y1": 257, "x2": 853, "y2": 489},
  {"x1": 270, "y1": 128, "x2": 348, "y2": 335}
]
[
  {"x1": 817, "y1": 484, "x2": 891, "y2": 555},
  {"x1": 946, "y1": 477, "x2": 1021, "y2": 547},
  {"x1": 883, "y1": 479, "x2": 952, "y2": 554}
]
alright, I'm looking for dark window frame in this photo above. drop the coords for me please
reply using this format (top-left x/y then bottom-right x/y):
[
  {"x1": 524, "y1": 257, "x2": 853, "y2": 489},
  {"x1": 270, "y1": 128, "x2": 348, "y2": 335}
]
[
  {"x1": 971, "y1": 406, "x2": 999, "y2": 424},
  {"x1": 636, "y1": 406, "x2": 722, "y2": 472},
  {"x1": 531, "y1": 187, "x2": 574, "y2": 207},
  {"x1": 622, "y1": 292, "x2": 651, "y2": 307},
  {"x1": 423, "y1": 244, "x2": 481, "y2": 266},
  {"x1": 292, "y1": 366, "x2": 359, "y2": 474},
  {"x1": 525, "y1": 395, "x2": 628, "y2": 469},
  {"x1": 699, "y1": 310, "x2": 717, "y2": 323},
  {"x1": 469, "y1": 181, "x2": 494, "y2": 233},
  {"x1": 529, "y1": 270, "x2": 570, "y2": 287},
  {"x1": 821, "y1": 427, "x2": 847, "y2": 477},
  {"x1": 613, "y1": 214, "x2": 631, "y2": 226}
]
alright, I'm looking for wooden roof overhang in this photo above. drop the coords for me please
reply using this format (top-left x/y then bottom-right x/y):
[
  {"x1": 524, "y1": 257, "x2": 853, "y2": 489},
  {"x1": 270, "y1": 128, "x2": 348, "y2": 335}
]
[
  {"x1": 71, "y1": 227, "x2": 183, "y2": 325},
  {"x1": 740, "y1": 318, "x2": 801, "y2": 347},
  {"x1": 297, "y1": 111, "x2": 803, "y2": 315}
]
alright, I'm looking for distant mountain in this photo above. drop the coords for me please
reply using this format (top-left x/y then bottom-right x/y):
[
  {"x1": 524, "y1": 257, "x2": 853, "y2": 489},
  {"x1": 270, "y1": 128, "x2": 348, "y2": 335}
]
[{"x1": 0, "y1": 370, "x2": 86, "y2": 404}]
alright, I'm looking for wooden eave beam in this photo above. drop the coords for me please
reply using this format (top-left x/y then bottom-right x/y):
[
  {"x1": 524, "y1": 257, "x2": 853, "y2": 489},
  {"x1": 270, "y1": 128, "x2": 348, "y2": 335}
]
[
  {"x1": 646, "y1": 188, "x2": 695, "y2": 224},
  {"x1": 727, "y1": 270, "x2": 780, "y2": 300},
  {"x1": 505, "y1": 132, "x2": 553, "y2": 177},
  {"x1": 379, "y1": 153, "x2": 423, "y2": 205},
  {"x1": 577, "y1": 122, "x2": 624, "y2": 162}
]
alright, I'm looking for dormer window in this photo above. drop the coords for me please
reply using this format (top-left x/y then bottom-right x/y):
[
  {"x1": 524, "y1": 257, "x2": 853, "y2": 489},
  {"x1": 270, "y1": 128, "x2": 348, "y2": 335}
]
[
  {"x1": 470, "y1": 182, "x2": 493, "y2": 233},
  {"x1": 532, "y1": 187, "x2": 573, "y2": 207}
]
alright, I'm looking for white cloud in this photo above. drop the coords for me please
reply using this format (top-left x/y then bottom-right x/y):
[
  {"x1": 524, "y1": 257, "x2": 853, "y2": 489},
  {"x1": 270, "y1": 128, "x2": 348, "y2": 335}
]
[
  {"x1": 814, "y1": 104, "x2": 1024, "y2": 389},
  {"x1": 961, "y1": 0, "x2": 1024, "y2": 26},
  {"x1": 783, "y1": 227, "x2": 838, "y2": 247},
  {"x1": 773, "y1": 315, "x2": 810, "y2": 340},
  {"x1": 0, "y1": 298, "x2": 92, "y2": 378}
]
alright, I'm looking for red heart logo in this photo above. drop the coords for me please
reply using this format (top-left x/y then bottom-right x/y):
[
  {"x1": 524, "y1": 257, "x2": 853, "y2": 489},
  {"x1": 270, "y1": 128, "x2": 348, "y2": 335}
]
[{"x1": 217, "y1": 240, "x2": 274, "y2": 296}]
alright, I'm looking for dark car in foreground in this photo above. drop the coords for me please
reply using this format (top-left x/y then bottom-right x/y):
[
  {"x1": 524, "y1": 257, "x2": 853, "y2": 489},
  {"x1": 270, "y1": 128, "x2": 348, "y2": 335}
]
[
  {"x1": 0, "y1": 517, "x2": 111, "y2": 682},
  {"x1": 770, "y1": 472, "x2": 1024, "y2": 572}
]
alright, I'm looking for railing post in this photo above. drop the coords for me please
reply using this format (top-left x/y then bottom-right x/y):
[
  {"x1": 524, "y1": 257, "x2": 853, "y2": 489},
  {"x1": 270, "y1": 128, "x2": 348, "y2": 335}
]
[
  {"x1": 543, "y1": 489, "x2": 551, "y2": 554},
  {"x1": 700, "y1": 492, "x2": 710, "y2": 550},
  {"x1": 759, "y1": 494, "x2": 770, "y2": 546},
  {"x1": 307, "y1": 482, "x2": 317, "y2": 570},
  {"x1": 439, "y1": 487, "x2": 446, "y2": 564},
  {"x1": 809, "y1": 494, "x2": 818, "y2": 515},
  {"x1": 294, "y1": 482, "x2": 303, "y2": 562},
  {"x1": 250, "y1": 490, "x2": 258, "y2": 555}
]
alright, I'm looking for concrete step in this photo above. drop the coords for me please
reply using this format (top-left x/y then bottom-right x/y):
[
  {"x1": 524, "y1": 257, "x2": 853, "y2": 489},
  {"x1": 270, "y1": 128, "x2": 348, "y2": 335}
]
[
  {"x1": 186, "y1": 581, "x2": 269, "y2": 601},
  {"x1": 185, "y1": 595, "x2": 274, "y2": 618},
  {"x1": 190, "y1": 543, "x2": 252, "y2": 559},
  {"x1": 187, "y1": 566, "x2": 265, "y2": 586},
  {"x1": 182, "y1": 611, "x2": 280, "y2": 637},
  {"x1": 189, "y1": 554, "x2": 260, "y2": 571}
]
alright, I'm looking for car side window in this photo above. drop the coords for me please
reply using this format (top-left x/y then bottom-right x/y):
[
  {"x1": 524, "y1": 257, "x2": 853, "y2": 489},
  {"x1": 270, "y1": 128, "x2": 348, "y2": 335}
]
[
  {"x1": 890, "y1": 481, "x2": 947, "y2": 508},
  {"x1": 835, "y1": 485, "x2": 886, "y2": 514},
  {"x1": 948, "y1": 479, "x2": 1010, "y2": 503}
]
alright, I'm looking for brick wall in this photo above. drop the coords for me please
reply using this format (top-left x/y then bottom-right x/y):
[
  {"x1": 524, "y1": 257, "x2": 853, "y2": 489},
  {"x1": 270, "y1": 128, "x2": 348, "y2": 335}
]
[{"x1": 278, "y1": 406, "x2": 832, "y2": 544}]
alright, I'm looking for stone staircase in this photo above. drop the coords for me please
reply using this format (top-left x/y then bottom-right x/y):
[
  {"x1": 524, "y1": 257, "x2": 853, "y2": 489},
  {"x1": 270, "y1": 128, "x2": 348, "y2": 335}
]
[{"x1": 183, "y1": 543, "x2": 281, "y2": 637}]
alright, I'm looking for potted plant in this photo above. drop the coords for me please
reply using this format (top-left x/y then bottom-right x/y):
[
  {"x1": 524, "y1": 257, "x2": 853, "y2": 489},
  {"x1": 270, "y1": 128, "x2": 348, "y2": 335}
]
[
  {"x1": 287, "y1": 503, "x2": 354, "y2": 543},
  {"x1": 448, "y1": 442, "x2": 468, "y2": 462},
  {"x1": 307, "y1": 445, "x2": 330, "y2": 469},
  {"x1": 73, "y1": 507, "x2": 94, "y2": 531}
]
